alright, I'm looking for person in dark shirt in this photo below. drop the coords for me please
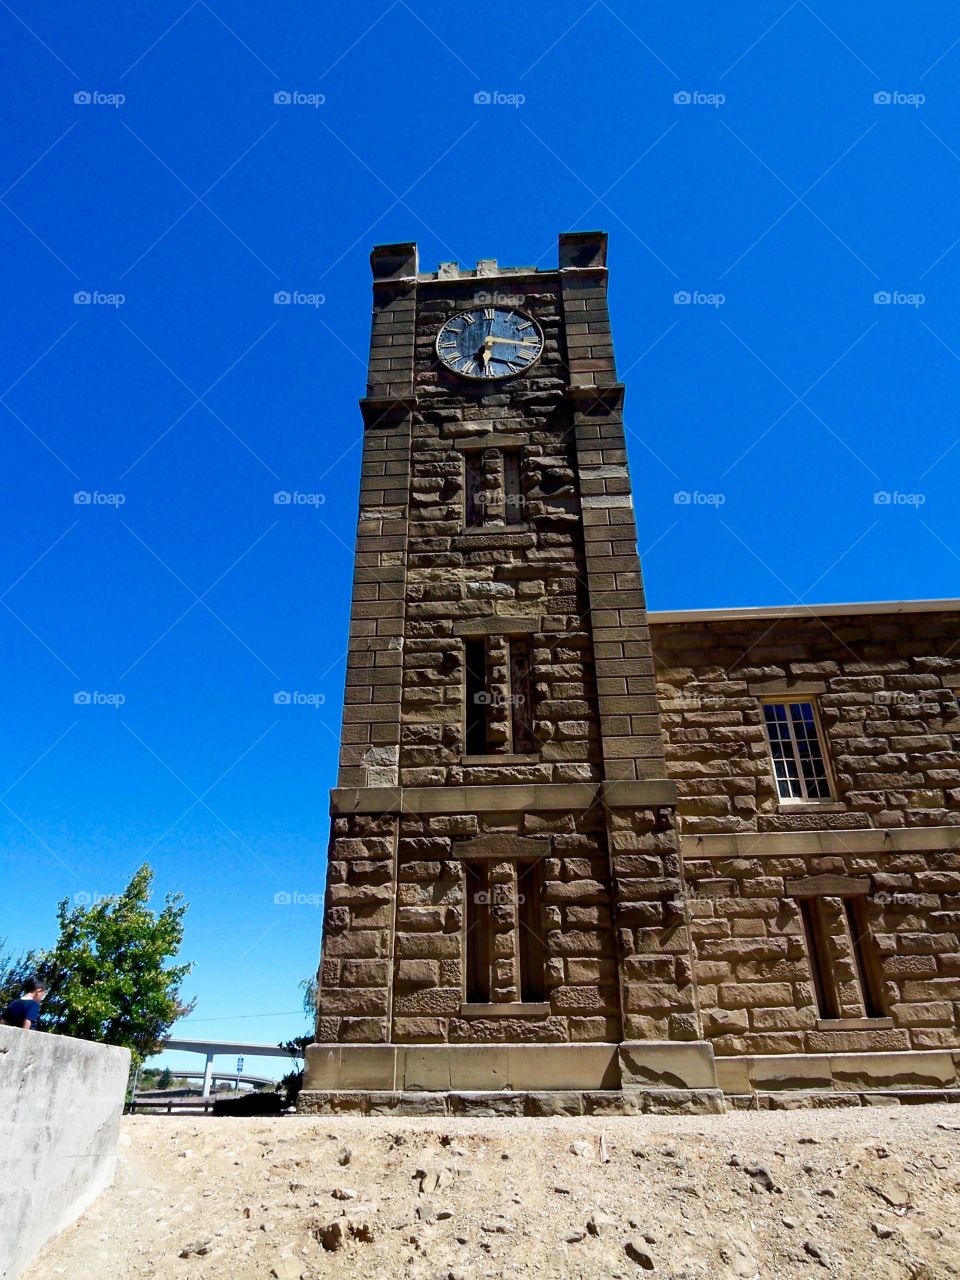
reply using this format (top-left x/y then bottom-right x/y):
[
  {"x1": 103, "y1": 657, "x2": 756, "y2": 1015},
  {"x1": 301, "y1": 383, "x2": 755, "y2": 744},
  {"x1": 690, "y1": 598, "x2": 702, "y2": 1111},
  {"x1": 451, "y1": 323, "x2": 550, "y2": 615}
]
[{"x1": 1, "y1": 976, "x2": 46, "y2": 1029}]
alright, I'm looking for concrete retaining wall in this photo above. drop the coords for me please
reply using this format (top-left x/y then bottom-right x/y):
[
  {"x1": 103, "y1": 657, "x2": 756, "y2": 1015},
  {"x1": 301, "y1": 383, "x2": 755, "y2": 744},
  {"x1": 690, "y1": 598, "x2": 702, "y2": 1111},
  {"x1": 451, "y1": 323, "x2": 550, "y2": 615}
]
[{"x1": 0, "y1": 1027, "x2": 130, "y2": 1280}]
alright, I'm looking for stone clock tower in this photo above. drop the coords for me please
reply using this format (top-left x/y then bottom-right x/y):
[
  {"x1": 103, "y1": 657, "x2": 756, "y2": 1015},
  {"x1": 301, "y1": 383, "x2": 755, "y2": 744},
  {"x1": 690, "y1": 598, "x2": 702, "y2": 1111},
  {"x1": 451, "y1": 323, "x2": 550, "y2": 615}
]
[{"x1": 300, "y1": 232, "x2": 723, "y2": 1115}]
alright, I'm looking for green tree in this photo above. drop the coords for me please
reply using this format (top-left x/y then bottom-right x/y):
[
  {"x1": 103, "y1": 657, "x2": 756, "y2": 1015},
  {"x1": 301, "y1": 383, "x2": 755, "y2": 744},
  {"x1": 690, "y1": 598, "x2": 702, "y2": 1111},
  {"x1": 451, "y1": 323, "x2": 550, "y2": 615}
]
[
  {"x1": 32, "y1": 864, "x2": 193, "y2": 1065},
  {"x1": 0, "y1": 939, "x2": 34, "y2": 1010},
  {"x1": 156, "y1": 1067, "x2": 174, "y2": 1089}
]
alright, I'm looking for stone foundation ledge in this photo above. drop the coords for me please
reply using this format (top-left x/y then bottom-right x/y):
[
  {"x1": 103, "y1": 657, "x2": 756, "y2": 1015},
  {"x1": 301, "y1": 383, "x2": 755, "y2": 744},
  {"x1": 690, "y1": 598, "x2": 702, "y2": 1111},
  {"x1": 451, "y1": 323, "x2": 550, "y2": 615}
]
[
  {"x1": 729, "y1": 1089, "x2": 960, "y2": 1110},
  {"x1": 715, "y1": 1048, "x2": 960, "y2": 1096},
  {"x1": 303, "y1": 1040, "x2": 720, "y2": 1094},
  {"x1": 297, "y1": 1088, "x2": 726, "y2": 1117}
]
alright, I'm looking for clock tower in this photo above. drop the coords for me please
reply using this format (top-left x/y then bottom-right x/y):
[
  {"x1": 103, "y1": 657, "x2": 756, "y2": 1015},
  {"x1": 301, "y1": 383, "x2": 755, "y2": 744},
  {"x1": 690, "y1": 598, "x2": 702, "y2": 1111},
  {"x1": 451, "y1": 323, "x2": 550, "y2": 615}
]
[{"x1": 301, "y1": 232, "x2": 723, "y2": 1114}]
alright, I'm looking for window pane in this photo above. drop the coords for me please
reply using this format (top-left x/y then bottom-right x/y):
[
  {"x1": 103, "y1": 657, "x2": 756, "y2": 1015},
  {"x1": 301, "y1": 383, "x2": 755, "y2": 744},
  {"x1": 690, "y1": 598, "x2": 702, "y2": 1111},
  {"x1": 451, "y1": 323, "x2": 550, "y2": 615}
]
[{"x1": 764, "y1": 700, "x2": 831, "y2": 801}]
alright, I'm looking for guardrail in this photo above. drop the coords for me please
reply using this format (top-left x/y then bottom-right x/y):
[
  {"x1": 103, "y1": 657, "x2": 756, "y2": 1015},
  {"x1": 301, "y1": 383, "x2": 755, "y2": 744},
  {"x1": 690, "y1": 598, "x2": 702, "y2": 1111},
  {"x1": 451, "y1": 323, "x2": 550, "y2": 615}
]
[{"x1": 125, "y1": 1097, "x2": 216, "y2": 1115}]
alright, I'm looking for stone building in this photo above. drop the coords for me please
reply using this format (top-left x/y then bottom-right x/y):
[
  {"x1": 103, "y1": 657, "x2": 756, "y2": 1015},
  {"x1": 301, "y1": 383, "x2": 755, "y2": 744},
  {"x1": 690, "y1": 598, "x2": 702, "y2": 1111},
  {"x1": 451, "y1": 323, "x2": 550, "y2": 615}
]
[{"x1": 300, "y1": 233, "x2": 960, "y2": 1114}]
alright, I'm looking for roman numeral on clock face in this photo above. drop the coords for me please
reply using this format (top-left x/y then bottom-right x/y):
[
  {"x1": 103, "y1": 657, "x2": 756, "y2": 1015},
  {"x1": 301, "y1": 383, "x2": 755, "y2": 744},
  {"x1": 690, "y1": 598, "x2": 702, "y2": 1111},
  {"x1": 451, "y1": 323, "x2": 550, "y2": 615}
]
[{"x1": 437, "y1": 307, "x2": 542, "y2": 379}]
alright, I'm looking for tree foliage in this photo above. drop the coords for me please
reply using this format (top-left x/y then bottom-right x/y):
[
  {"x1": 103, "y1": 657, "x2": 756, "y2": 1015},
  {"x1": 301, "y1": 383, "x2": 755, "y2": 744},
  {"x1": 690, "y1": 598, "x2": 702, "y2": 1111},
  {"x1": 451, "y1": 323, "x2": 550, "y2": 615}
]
[
  {"x1": 31, "y1": 864, "x2": 193, "y2": 1064},
  {"x1": 0, "y1": 939, "x2": 34, "y2": 1010}
]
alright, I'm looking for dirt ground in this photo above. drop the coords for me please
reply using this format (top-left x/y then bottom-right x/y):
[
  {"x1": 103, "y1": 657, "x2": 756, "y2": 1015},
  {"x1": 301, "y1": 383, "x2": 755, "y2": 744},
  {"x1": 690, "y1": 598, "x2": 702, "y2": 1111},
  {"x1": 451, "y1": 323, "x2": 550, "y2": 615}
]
[{"x1": 25, "y1": 1104, "x2": 960, "y2": 1279}]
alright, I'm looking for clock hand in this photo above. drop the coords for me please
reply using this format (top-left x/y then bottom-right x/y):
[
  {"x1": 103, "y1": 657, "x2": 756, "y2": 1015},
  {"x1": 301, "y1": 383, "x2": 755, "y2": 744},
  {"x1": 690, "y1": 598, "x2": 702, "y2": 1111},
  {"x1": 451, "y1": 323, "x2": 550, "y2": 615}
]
[{"x1": 487, "y1": 336, "x2": 539, "y2": 347}]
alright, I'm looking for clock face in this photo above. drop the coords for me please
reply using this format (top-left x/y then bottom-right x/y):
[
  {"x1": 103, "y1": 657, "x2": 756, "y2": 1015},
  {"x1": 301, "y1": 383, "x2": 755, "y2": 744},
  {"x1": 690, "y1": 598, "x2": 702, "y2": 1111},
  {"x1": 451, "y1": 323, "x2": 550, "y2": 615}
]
[{"x1": 435, "y1": 307, "x2": 544, "y2": 380}]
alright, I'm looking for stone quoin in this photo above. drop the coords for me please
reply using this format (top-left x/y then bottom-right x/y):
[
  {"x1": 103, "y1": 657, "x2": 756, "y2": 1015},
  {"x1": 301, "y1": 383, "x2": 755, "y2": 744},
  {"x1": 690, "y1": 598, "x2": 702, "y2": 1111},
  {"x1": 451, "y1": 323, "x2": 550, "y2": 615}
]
[{"x1": 299, "y1": 233, "x2": 960, "y2": 1115}]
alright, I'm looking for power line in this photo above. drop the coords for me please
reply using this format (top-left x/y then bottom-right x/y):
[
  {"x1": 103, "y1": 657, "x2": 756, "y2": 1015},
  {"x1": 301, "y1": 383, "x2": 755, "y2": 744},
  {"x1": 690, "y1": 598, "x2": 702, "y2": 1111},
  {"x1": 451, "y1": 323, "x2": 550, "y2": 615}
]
[{"x1": 178, "y1": 1009, "x2": 305, "y2": 1023}]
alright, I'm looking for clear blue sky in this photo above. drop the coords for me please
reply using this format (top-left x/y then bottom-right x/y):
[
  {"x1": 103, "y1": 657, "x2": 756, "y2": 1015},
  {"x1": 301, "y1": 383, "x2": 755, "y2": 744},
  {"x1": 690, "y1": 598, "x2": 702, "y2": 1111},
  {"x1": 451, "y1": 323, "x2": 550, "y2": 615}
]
[{"x1": 2, "y1": 2, "x2": 957, "y2": 1075}]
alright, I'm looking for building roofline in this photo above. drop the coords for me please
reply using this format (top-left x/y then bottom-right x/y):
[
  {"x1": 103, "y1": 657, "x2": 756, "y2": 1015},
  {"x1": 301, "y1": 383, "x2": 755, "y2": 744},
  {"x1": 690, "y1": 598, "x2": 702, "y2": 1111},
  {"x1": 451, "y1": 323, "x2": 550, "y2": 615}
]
[{"x1": 647, "y1": 598, "x2": 960, "y2": 624}]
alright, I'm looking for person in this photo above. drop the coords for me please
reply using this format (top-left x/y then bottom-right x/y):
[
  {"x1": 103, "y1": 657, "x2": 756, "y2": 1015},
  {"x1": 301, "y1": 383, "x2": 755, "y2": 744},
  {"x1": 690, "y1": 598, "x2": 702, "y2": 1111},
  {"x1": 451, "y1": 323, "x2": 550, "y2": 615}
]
[{"x1": 1, "y1": 976, "x2": 47, "y2": 1029}]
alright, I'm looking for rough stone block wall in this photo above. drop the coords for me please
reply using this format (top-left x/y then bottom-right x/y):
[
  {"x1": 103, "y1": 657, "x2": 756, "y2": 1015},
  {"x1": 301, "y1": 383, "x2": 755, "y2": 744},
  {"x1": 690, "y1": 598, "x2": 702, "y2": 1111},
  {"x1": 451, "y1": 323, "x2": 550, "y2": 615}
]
[
  {"x1": 391, "y1": 807, "x2": 622, "y2": 1045},
  {"x1": 651, "y1": 609, "x2": 960, "y2": 1060},
  {"x1": 652, "y1": 612, "x2": 960, "y2": 834},
  {"x1": 684, "y1": 846, "x2": 960, "y2": 1056},
  {"x1": 401, "y1": 276, "x2": 603, "y2": 787},
  {"x1": 317, "y1": 812, "x2": 397, "y2": 1044}
]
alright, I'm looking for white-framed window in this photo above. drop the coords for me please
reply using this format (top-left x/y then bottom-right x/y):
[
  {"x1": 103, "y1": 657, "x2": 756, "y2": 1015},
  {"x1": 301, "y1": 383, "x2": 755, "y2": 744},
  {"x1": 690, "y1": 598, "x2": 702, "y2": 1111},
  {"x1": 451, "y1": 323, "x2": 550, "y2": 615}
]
[{"x1": 762, "y1": 700, "x2": 832, "y2": 802}]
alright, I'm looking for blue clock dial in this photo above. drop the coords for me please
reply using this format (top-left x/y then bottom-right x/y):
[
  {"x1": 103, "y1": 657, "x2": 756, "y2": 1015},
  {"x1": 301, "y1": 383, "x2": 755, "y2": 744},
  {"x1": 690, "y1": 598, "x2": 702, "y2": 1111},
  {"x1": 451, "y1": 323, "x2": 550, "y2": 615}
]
[{"x1": 436, "y1": 307, "x2": 544, "y2": 380}]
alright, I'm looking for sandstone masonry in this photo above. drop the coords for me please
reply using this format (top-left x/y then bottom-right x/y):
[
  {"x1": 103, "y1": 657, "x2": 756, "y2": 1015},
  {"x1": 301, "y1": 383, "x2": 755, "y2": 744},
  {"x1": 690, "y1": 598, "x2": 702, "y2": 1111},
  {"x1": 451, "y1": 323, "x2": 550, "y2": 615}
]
[{"x1": 302, "y1": 237, "x2": 960, "y2": 1113}]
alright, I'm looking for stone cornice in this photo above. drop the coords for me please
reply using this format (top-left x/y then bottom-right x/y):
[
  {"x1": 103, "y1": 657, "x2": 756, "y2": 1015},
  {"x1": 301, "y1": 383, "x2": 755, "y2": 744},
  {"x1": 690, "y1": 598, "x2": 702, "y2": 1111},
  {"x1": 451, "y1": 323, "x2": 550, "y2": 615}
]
[
  {"x1": 680, "y1": 826, "x2": 960, "y2": 859},
  {"x1": 330, "y1": 778, "x2": 678, "y2": 817}
]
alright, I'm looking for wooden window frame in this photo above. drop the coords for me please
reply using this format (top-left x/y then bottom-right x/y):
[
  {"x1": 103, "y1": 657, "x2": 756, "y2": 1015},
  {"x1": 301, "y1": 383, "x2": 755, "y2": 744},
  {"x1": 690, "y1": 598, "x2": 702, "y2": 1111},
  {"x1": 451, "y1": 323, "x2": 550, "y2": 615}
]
[{"x1": 760, "y1": 698, "x2": 835, "y2": 804}]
